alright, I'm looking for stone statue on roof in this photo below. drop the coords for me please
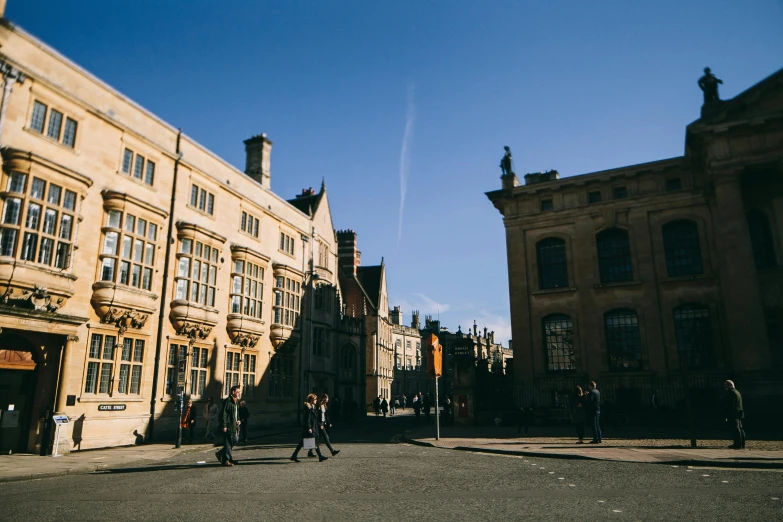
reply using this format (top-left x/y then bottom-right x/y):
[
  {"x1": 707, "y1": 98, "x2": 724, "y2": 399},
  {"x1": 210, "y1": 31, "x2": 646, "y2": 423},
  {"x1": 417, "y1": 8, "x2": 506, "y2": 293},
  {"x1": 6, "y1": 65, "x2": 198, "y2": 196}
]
[
  {"x1": 698, "y1": 67, "x2": 723, "y2": 104},
  {"x1": 500, "y1": 146, "x2": 514, "y2": 176}
]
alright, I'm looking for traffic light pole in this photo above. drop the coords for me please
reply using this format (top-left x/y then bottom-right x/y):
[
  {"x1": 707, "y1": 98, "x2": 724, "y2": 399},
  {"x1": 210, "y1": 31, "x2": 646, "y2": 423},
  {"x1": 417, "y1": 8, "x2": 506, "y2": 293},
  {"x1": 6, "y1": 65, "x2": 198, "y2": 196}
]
[{"x1": 435, "y1": 376, "x2": 440, "y2": 441}]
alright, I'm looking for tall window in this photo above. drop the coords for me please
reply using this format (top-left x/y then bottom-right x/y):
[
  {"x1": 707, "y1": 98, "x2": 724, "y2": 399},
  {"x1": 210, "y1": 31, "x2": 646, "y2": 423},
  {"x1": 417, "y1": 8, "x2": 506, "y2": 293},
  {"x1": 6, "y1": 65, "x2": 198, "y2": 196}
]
[
  {"x1": 117, "y1": 338, "x2": 145, "y2": 395},
  {"x1": 243, "y1": 354, "x2": 256, "y2": 397},
  {"x1": 119, "y1": 147, "x2": 154, "y2": 185},
  {"x1": 100, "y1": 209, "x2": 157, "y2": 291},
  {"x1": 29, "y1": 100, "x2": 78, "y2": 148},
  {"x1": 341, "y1": 344, "x2": 357, "y2": 380},
  {"x1": 189, "y1": 184, "x2": 214, "y2": 215},
  {"x1": 542, "y1": 314, "x2": 575, "y2": 371},
  {"x1": 663, "y1": 220, "x2": 703, "y2": 277},
  {"x1": 674, "y1": 304, "x2": 714, "y2": 369},
  {"x1": 175, "y1": 238, "x2": 218, "y2": 306},
  {"x1": 268, "y1": 356, "x2": 294, "y2": 398},
  {"x1": 317, "y1": 241, "x2": 330, "y2": 268},
  {"x1": 536, "y1": 237, "x2": 568, "y2": 289},
  {"x1": 597, "y1": 228, "x2": 633, "y2": 283},
  {"x1": 1, "y1": 172, "x2": 76, "y2": 269},
  {"x1": 588, "y1": 191, "x2": 602, "y2": 204},
  {"x1": 225, "y1": 351, "x2": 241, "y2": 396},
  {"x1": 240, "y1": 211, "x2": 260, "y2": 238},
  {"x1": 190, "y1": 346, "x2": 209, "y2": 396},
  {"x1": 747, "y1": 211, "x2": 776, "y2": 269},
  {"x1": 230, "y1": 259, "x2": 264, "y2": 318},
  {"x1": 604, "y1": 309, "x2": 643, "y2": 370},
  {"x1": 273, "y1": 275, "x2": 301, "y2": 326},
  {"x1": 84, "y1": 333, "x2": 116, "y2": 394},
  {"x1": 313, "y1": 327, "x2": 330, "y2": 357},
  {"x1": 279, "y1": 232, "x2": 295, "y2": 255},
  {"x1": 165, "y1": 344, "x2": 188, "y2": 395}
]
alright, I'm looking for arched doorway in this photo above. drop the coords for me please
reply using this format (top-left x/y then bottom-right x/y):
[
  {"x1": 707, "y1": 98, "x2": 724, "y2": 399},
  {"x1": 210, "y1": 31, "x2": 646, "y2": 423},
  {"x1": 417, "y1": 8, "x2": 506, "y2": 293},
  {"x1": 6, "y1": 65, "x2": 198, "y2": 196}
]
[{"x1": 0, "y1": 337, "x2": 39, "y2": 454}]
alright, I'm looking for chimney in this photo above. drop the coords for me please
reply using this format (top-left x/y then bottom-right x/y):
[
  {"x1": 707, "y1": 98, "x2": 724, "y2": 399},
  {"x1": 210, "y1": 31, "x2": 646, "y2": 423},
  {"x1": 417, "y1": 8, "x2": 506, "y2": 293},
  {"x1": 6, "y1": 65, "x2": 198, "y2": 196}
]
[
  {"x1": 243, "y1": 133, "x2": 273, "y2": 188},
  {"x1": 411, "y1": 310, "x2": 421, "y2": 330},
  {"x1": 336, "y1": 229, "x2": 361, "y2": 277}
]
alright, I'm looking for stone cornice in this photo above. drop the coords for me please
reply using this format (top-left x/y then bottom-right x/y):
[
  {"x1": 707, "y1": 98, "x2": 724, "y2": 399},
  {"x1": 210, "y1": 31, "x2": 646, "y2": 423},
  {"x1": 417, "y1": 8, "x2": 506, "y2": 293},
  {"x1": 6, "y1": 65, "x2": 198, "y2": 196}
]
[
  {"x1": 175, "y1": 221, "x2": 227, "y2": 244},
  {"x1": 230, "y1": 244, "x2": 271, "y2": 263},
  {"x1": 1, "y1": 148, "x2": 93, "y2": 188},
  {"x1": 101, "y1": 190, "x2": 169, "y2": 219}
]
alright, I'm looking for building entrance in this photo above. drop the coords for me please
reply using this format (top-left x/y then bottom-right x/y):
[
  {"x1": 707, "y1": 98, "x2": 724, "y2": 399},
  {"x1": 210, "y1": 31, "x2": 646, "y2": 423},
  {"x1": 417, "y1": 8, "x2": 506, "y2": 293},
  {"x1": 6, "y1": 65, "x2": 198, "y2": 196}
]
[{"x1": 0, "y1": 345, "x2": 38, "y2": 454}]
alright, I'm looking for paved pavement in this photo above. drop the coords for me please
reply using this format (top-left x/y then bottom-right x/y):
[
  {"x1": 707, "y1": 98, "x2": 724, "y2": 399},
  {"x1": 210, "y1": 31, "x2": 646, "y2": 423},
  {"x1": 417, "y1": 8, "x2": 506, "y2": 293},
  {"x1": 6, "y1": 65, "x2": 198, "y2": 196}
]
[
  {"x1": 404, "y1": 420, "x2": 783, "y2": 468},
  {"x1": 1, "y1": 414, "x2": 782, "y2": 521}
]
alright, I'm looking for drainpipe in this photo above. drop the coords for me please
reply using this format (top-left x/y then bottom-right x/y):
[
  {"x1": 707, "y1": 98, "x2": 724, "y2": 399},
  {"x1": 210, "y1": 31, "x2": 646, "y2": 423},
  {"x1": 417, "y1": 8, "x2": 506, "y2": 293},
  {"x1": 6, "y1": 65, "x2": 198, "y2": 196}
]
[{"x1": 147, "y1": 129, "x2": 182, "y2": 442}]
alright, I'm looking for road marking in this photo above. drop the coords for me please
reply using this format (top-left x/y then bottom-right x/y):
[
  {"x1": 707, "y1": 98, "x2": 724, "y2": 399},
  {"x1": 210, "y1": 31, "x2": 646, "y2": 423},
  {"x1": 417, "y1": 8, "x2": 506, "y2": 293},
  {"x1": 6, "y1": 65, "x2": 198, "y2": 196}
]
[
  {"x1": 671, "y1": 465, "x2": 679, "y2": 468},
  {"x1": 558, "y1": 478, "x2": 564, "y2": 480},
  {"x1": 569, "y1": 484, "x2": 575, "y2": 487},
  {"x1": 598, "y1": 500, "x2": 605, "y2": 503},
  {"x1": 721, "y1": 481, "x2": 728, "y2": 483},
  {"x1": 548, "y1": 472, "x2": 554, "y2": 474},
  {"x1": 772, "y1": 497, "x2": 780, "y2": 501},
  {"x1": 612, "y1": 510, "x2": 622, "y2": 513},
  {"x1": 702, "y1": 474, "x2": 710, "y2": 477}
]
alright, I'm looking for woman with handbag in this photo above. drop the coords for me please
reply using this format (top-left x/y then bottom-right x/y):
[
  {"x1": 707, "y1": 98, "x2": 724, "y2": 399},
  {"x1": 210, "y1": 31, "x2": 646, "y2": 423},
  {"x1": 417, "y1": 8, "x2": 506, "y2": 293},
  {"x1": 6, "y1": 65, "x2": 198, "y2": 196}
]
[
  {"x1": 308, "y1": 394, "x2": 340, "y2": 457},
  {"x1": 290, "y1": 393, "x2": 328, "y2": 463}
]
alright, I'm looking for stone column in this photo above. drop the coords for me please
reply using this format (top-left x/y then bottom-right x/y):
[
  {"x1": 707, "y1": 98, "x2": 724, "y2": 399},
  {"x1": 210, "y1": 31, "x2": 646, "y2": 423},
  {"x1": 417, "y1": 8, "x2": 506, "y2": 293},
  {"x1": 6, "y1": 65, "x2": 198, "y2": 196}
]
[
  {"x1": 55, "y1": 335, "x2": 80, "y2": 412},
  {"x1": 712, "y1": 170, "x2": 770, "y2": 370}
]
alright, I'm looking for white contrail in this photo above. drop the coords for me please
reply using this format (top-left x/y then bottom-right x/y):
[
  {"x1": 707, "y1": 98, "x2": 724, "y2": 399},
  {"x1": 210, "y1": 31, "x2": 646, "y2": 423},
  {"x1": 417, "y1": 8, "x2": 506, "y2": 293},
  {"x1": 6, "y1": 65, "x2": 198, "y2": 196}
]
[{"x1": 397, "y1": 84, "x2": 416, "y2": 245}]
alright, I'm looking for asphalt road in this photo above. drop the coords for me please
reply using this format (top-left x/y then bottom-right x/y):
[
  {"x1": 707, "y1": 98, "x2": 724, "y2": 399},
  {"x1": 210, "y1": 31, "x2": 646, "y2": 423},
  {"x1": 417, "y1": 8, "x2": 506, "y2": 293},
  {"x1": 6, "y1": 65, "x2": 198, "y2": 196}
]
[{"x1": 1, "y1": 413, "x2": 782, "y2": 521}]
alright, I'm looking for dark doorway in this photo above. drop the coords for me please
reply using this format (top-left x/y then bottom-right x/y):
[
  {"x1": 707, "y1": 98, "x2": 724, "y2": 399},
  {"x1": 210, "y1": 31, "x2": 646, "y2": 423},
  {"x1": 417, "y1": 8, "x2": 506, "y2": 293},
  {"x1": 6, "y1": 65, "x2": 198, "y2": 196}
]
[{"x1": 0, "y1": 359, "x2": 38, "y2": 453}]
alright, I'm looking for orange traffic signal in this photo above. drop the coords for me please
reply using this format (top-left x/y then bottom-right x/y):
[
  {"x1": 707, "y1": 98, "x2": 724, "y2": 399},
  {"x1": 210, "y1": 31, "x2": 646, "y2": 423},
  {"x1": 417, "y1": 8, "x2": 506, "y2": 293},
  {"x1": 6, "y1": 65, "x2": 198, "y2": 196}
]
[{"x1": 425, "y1": 333, "x2": 442, "y2": 378}]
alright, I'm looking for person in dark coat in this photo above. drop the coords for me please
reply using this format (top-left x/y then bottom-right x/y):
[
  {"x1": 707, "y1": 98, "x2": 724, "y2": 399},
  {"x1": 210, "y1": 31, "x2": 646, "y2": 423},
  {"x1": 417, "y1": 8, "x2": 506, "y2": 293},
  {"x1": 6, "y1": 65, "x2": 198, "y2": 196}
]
[
  {"x1": 308, "y1": 394, "x2": 340, "y2": 457},
  {"x1": 373, "y1": 395, "x2": 381, "y2": 416},
  {"x1": 290, "y1": 393, "x2": 328, "y2": 463},
  {"x1": 381, "y1": 397, "x2": 389, "y2": 417},
  {"x1": 571, "y1": 386, "x2": 587, "y2": 443},
  {"x1": 723, "y1": 380, "x2": 746, "y2": 449},
  {"x1": 238, "y1": 400, "x2": 250, "y2": 443},
  {"x1": 585, "y1": 381, "x2": 602, "y2": 443},
  {"x1": 216, "y1": 385, "x2": 241, "y2": 466}
]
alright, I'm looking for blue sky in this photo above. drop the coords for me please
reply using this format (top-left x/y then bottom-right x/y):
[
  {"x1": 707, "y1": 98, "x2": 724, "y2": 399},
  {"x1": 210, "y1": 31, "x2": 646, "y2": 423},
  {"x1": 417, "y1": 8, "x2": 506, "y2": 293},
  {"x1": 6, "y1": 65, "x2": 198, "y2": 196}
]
[{"x1": 8, "y1": 1, "x2": 783, "y2": 343}]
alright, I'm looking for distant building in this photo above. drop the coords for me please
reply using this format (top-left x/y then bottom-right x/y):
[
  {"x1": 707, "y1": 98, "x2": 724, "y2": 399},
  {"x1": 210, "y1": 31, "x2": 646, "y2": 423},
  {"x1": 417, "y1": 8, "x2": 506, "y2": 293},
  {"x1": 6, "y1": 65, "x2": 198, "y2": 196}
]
[{"x1": 487, "y1": 68, "x2": 783, "y2": 420}]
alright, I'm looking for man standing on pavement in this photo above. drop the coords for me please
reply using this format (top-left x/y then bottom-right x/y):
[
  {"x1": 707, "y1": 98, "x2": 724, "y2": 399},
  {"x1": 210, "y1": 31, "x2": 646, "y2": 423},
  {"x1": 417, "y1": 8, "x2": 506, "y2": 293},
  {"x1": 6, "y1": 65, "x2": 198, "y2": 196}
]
[
  {"x1": 586, "y1": 381, "x2": 602, "y2": 444},
  {"x1": 216, "y1": 385, "x2": 241, "y2": 466},
  {"x1": 723, "y1": 380, "x2": 746, "y2": 449}
]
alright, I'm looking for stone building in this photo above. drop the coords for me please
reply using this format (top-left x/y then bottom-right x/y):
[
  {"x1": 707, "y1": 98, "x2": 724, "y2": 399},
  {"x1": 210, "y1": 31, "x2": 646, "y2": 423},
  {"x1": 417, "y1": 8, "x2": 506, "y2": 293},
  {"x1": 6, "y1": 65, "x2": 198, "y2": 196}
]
[
  {"x1": 390, "y1": 307, "x2": 426, "y2": 399},
  {"x1": 0, "y1": 19, "x2": 352, "y2": 453},
  {"x1": 486, "y1": 68, "x2": 783, "y2": 422}
]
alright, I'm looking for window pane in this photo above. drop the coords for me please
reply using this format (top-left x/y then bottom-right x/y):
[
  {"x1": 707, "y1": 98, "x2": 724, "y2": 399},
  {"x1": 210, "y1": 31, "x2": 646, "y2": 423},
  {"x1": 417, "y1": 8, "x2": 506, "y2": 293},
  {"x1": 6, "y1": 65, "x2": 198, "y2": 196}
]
[
  {"x1": 142, "y1": 267, "x2": 152, "y2": 290},
  {"x1": 99, "y1": 363, "x2": 113, "y2": 393},
  {"x1": 131, "y1": 264, "x2": 141, "y2": 287},
  {"x1": 207, "y1": 193, "x2": 214, "y2": 215},
  {"x1": 231, "y1": 295, "x2": 241, "y2": 313},
  {"x1": 31, "y1": 101, "x2": 47, "y2": 133},
  {"x1": 177, "y1": 256, "x2": 190, "y2": 278},
  {"x1": 63, "y1": 118, "x2": 78, "y2": 148},
  {"x1": 7, "y1": 172, "x2": 26, "y2": 193},
  {"x1": 125, "y1": 214, "x2": 135, "y2": 233},
  {"x1": 597, "y1": 228, "x2": 633, "y2": 283},
  {"x1": 2, "y1": 197, "x2": 21, "y2": 225},
  {"x1": 47, "y1": 109, "x2": 63, "y2": 140},
  {"x1": 38, "y1": 238, "x2": 54, "y2": 265},
  {"x1": 25, "y1": 203, "x2": 41, "y2": 230},
  {"x1": 47, "y1": 184, "x2": 61, "y2": 206},
  {"x1": 0, "y1": 228, "x2": 17, "y2": 256},
  {"x1": 31, "y1": 178, "x2": 45, "y2": 199},
  {"x1": 605, "y1": 309, "x2": 642, "y2": 370},
  {"x1": 137, "y1": 218, "x2": 147, "y2": 237},
  {"x1": 130, "y1": 366, "x2": 142, "y2": 394},
  {"x1": 103, "y1": 335, "x2": 116, "y2": 360},
  {"x1": 147, "y1": 223, "x2": 157, "y2": 241},
  {"x1": 121, "y1": 338, "x2": 133, "y2": 361},
  {"x1": 42, "y1": 209, "x2": 58, "y2": 235},
  {"x1": 103, "y1": 231, "x2": 119, "y2": 255},
  {"x1": 208, "y1": 287, "x2": 215, "y2": 307},
  {"x1": 107, "y1": 210, "x2": 121, "y2": 228},
  {"x1": 85, "y1": 362, "x2": 98, "y2": 393},
  {"x1": 20, "y1": 232, "x2": 37, "y2": 261},
  {"x1": 192, "y1": 259, "x2": 200, "y2": 279},
  {"x1": 133, "y1": 340, "x2": 144, "y2": 362},
  {"x1": 537, "y1": 238, "x2": 568, "y2": 289},
  {"x1": 55, "y1": 242, "x2": 70, "y2": 269},
  {"x1": 663, "y1": 220, "x2": 703, "y2": 277},
  {"x1": 133, "y1": 155, "x2": 145, "y2": 179},
  {"x1": 133, "y1": 239, "x2": 143, "y2": 262},
  {"x1": 190, "y1": 185, "x2": 198, "y2": 207},
  {"x1": 543, "y1": 314, "x2": 575, "y2": 371},
  {"x1": 89, "y1": 334, "x2": 102, "y2": 358},
  {"x1": 59, "y1": 214, "x2": 73, "y2": 240},
  {"x1": 144, "y1": 243, "x2": 154, "y2": 265},
  {"x1": 144, "y1": 161, "x2": 155, "y2": 185},
  {"x1": 199, "y1": 189, "x2": 206, "y2": 210},
  {"x1": 234, "y1": 260, "x2": 244, "y2": 274},
  {"x1": 122, "y1": 149, "x2": 133, "y2": 173},
  {"x1": 119, "y1": 261, "x2": 130, "y2": 284},
  {"x1": 122, "y1": 236, "x2": 132, "y2": 259},
  {"x1": 176, "y1": 279, "x2": 188, "y2": 300},
  {"x1": 180, "y1": 238, "x2": 192, "y2": 254},
  {"x1": 101, "y1": 257, "x2": 116, "y2": 281}
]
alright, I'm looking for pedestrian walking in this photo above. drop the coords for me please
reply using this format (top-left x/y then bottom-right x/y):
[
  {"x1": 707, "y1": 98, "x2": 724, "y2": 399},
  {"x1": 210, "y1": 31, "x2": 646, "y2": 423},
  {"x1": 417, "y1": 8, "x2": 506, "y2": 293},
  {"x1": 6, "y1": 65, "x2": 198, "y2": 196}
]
[
  {"x1": 308, "y1": 394, "x2": 340, "y2": 458},
  {"x1": 381, "y1": 397, "x2": 389, "y2": 417},
  {"x1": 723, "y1": 380, "x2": 746, "y2": 449},
  {"x1": 585, "y1": 381, "x2": 602, "y2": 444},
  {"x1": 373, "y1": 395, "x2": 381, "y2": 416},
  {"x1": 290, "y1": 393, "x2": 328, "y2": 463},
  {"x1": 402, "y1": 394, "x2": 407, "y2": 410},
  {"x1": 392, "y1": 396, "x2": 400, "y2": 416},
  {"x1": 202, "y1": 397, "x2": 215, "y2": 441},
  {"x1": 413, "y1": 395, "x2": 421, "y2": 423},
  {"x1": 571, "y1": 386, "x2": 586, "y2": 443},
  {"x1": 181, "y1": 397, "x2": 196, "y2": 444},
  {"x1": 216, "y1": 385, "x2": 241, "y2": 466},
  {"x1": 238, "y1": 400, "x2": 250, "y2": 443}
]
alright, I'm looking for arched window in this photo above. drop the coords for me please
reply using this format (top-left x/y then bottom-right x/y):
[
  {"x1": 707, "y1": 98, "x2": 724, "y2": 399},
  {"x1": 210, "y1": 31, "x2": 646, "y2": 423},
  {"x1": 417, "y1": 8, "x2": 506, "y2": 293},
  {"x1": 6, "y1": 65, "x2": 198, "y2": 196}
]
[
  {"x1": 542, "y1": 314, "x2": 575, "y2": 371},
  {"x1": 662, "y1": 220, "x2": 703, "y2": 277},
  {"x1": 537, "y1": 237, "x2": 568, "y2": 289},
  {"x1": 604, "y1": 308, "x2": 642, "y2": 370},
  {"x1": 747, "y1": 211, "x2": 776, "y2": 269},
  {"x1": 596, "y1": 228, "x2": 633, "y2": 283},
  {"x1": 340, "y1": 343, "x2": 357, "y2": 381},
  {"x1": 673, "y1": 304, "x2": 714, "y2": 369}
]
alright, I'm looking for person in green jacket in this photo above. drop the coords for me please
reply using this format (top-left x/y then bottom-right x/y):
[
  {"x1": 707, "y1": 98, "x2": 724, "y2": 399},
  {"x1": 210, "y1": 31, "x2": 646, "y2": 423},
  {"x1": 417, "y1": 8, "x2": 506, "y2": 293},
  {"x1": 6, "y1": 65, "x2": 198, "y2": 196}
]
[
  {"x1": 722, "y1": 380, "x2": 746, "y2": 450},
  {"x1": 215, "y1": 385, "x2": 241, "y2": 466}
]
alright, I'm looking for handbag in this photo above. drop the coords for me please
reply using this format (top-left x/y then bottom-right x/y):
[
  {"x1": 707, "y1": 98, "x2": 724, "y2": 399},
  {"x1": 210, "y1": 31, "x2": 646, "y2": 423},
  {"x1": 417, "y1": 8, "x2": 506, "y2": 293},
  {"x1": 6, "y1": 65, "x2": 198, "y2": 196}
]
[{"x1": 302, "y1": 437, "x2": 316, "y2": 450}]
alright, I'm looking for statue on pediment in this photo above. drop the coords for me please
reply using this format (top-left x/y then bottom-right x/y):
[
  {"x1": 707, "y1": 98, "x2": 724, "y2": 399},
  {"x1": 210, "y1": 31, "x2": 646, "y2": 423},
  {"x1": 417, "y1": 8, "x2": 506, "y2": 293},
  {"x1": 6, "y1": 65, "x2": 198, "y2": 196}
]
[{"x1": 698, "y1": 67, "x2": 723, "y2": 104}]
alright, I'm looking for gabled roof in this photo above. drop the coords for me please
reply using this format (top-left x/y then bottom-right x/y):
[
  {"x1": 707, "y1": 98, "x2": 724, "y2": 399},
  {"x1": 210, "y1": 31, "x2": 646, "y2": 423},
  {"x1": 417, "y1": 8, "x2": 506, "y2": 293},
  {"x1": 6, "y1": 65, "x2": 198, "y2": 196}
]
[
  {"x1": 356, "y1": 265, "x2": 383, "y2": 309},
  {"x1": 286, "y1": 189, "x2": 324, "y2": 216}
]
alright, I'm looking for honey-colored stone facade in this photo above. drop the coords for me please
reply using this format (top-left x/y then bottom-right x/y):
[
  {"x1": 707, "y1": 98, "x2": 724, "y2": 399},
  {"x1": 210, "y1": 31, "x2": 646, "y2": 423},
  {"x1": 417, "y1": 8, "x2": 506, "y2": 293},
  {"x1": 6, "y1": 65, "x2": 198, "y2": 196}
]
[
  {"x1": 487, "y1": 68, "x2": 783, "y2": 421},
  {"x1": 0, "y1": 21, "x2": 351, "y2": 452}
]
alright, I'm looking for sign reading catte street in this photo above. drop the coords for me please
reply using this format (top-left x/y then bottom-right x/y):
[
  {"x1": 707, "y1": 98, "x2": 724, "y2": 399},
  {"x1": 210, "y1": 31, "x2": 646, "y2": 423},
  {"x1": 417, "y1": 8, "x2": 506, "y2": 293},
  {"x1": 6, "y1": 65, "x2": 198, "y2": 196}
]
[{"x1": 98, "y1": 404, "x2": 126, "y2": 411}]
